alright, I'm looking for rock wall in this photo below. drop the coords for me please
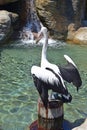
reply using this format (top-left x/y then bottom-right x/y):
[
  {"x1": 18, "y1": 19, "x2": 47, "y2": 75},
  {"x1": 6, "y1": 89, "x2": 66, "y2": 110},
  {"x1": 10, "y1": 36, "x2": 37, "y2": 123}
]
[
  {"x1": 36, "y1": 0, "x2": 86, "y2": 39},
  {"x1": 0, "y1": 0, "x2": 18, "y2": 5},
  {"x1": 0, "y1": 0, "x2": 87, "y2": 43},
  {"x1": 20, "y1": 0, "x2": 40, "y2": 32}
]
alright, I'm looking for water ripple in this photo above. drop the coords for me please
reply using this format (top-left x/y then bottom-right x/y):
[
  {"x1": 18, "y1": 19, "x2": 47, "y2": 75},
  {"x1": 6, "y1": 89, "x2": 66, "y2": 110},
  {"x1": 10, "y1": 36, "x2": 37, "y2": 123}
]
[{"x1": 0, "y1": 43, "x2": 87, "y2": 129}]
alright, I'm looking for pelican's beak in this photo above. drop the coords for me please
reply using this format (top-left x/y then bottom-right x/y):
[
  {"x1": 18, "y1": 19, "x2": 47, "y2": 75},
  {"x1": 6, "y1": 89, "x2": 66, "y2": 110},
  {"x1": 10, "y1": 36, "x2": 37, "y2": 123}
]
[
  {"x1": 36, "y1": 30, "x2": 43, "y2": 44},
  {"x1": 38, "y1": 30, "x2": 42, "y2": 37}
]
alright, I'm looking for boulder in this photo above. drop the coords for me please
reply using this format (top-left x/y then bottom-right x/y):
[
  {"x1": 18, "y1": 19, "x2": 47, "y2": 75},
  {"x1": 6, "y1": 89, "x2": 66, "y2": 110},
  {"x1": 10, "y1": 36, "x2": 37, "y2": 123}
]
[
  {"x1": 67, "y1": 24, "x2": 87, "y2": 44},
  {"x1": 0, "y1": 10, "x2": 18, "y2": 43},
  {"x1": 73, "y1": 27, "x2": 87, "y2": 44},
  {"x1": 36, "y1": 0, "x2": 67, "y2": 40},
  {"x1": 72, "y1": 118, "x2": 87, "y2": 130}
]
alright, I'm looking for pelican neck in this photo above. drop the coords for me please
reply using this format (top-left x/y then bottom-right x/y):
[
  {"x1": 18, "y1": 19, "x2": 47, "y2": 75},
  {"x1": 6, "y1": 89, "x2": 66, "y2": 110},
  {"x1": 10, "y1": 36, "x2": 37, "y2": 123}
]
[{"x1": 41, "y1": 34, "x2": 48, "y2": 63}]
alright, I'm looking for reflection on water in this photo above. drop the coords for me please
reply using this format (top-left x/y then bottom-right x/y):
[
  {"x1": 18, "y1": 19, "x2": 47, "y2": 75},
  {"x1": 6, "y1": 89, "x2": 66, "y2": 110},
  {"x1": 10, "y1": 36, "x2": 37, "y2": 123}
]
[
  {"x1": 0, "y1": 41, "x2": 87, "y2": 130},
  {"x1": 0, "y1": 48, "x2": 3, "y2": 62}
]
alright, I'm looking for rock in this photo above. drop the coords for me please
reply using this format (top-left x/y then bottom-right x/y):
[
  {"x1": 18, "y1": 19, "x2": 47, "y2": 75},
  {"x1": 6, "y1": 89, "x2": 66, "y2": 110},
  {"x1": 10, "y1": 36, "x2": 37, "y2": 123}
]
[
  {"x1": 36, "y1": 0, "x2": 85, "y2": 40},
  {"x1": 0, "y1": 11, "x2": 11, "y2": 41},
  {"x1": 72, "y1": 118, "x2": 87, "y2": 130},
  {"x1": 67, "y1": 23, "x2": 76, "y2": 41},
  {"x1": 67, "y1": 24, "x2": 87, "y2": 44},
  {"x1": 73, "y1": 27, "x2": 87, "y2": 44},
  {"x1": 36, "y1": 0, "x2": 67, "y2": 39},
  {"x1": 0, "y1": 10, "x2": 18, "y2": 43},
  {"x1": 0, "y1": 0, "x2": 18, "y2": 5},
  {"x1": 20, "y1": 0, "x2": 40, "y2": 32}
]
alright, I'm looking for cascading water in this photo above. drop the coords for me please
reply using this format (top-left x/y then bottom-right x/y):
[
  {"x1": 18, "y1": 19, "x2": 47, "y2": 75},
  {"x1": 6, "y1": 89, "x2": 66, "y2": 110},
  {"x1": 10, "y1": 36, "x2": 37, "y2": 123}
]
[
  {"x1": 20, "y1": 0, "x2": 41, "y2": 43},
  {"x1": 16, "y1": 0, "x2": 61, "y2": 46}
]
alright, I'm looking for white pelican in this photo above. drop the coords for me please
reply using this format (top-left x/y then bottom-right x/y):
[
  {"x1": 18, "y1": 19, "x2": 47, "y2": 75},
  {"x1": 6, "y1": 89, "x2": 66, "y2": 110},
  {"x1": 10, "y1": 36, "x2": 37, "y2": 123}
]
[
  {"x1": 37, "y1": 27, "x2": 82, "y2": 91},
  {"x1": 31, "y1": 66, "x2": 71, "y2": 109},
  {"x1": 31, "y1": 27, "x2": 82, "y2": 109}
]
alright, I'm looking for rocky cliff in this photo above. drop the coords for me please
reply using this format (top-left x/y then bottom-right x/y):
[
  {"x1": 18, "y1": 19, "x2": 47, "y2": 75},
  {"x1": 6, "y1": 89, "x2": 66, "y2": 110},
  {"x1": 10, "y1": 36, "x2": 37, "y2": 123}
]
[
  {"x1": 36, "y1": 0, "x2": 86, "y2": 40},
  {"x1": 0, "y1": 0, "x2": 87, "y2": 44}
]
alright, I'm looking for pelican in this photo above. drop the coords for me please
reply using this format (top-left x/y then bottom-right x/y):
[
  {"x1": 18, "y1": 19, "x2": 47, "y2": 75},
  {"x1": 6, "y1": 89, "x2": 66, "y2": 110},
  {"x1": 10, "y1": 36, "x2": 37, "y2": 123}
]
[
  {"x1": 31, "y1": 27, "x2": 82, "y2": 109},
  {"x1": 31, "y1": 66, "x2": 71, "y2": 109},
  {"x1": 37, "y1": 27, "x2": 82, "y2": 90}
]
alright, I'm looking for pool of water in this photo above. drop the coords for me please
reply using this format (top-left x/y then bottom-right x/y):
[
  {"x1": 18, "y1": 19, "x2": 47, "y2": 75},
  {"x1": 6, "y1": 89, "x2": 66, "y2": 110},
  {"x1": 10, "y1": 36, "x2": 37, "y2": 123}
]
[{"x1": 0, "y1": 41, "x2": 87, "y2": 130}]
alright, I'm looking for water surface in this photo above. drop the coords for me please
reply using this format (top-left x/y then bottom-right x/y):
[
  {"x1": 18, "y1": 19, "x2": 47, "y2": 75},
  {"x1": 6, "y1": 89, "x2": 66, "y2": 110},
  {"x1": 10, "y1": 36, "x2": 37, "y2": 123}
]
[{"x1": 0, "y1": 41, "x2": 87, "y2": 130}]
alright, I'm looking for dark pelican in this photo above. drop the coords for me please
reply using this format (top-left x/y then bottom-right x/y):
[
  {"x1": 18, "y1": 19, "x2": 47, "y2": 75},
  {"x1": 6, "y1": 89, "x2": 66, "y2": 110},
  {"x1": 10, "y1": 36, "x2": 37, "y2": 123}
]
[{"x1": 31, "y1": 27, "x2": 82, "y2": 109}]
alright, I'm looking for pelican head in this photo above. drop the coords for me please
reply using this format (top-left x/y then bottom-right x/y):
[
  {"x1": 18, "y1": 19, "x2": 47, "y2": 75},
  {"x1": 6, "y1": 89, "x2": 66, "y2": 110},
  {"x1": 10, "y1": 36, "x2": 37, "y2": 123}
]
[{"x1": 38, "y1": 27, "x2": 48, "y2": 38}]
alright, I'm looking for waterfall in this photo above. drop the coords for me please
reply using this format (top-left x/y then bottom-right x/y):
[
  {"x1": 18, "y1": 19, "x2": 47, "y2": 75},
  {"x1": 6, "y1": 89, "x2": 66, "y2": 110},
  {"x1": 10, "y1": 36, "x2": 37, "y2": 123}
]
[
  {"x1": 19, "y1": 0, "x2": 58, "y2": 45},
  {"x1": 20, "y1": 0, "x2": 41, "y2": 42}
]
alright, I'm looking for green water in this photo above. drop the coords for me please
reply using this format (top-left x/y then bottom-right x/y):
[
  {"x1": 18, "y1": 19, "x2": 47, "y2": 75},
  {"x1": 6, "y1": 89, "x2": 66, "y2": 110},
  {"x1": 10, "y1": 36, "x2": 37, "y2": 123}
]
[{"x1": 0, "y1": 42, "x2": 87, "y2": 130}]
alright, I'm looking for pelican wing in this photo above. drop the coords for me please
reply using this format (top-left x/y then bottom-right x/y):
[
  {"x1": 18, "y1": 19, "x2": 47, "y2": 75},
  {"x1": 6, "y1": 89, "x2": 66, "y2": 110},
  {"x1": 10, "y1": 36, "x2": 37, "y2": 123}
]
[
  {"x1": 64, "y1": 55, "x2": 77, "y2": 68},
  {"x1": 59, "y1": 55, "x2": 82, "y2": 89},
  {"x1": 32, "y1": 73, "x2": 48, "y2": 109},
  {"x1": 31, "y1": 66, "x2": 68, "y2": 95},
  {"x1": 31, "y1": 66, "x2": 59, "y2": 86}
]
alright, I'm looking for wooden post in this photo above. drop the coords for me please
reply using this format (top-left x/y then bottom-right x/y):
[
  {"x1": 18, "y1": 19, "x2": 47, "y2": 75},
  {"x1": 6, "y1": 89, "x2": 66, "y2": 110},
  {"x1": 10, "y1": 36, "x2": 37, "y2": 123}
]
[
  {"x1": 37, "y1": 98, "x2": 64, "y2": 130},
  {"x1": 29, "y1": 98, "x2": 64, "y2": 130},
  {"x1": 38, "y1": 98, "x2": 63, "y2": 119}
]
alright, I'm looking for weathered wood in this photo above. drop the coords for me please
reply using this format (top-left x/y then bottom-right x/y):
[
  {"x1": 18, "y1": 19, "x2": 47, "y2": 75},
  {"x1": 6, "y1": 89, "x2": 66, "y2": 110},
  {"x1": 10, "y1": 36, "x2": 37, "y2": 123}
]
[
  {"x1": 29, "y1": 98, "x2": 64, "y2": 130},
  {"x1": 38, "y1": 115, "x2": 64, "y2": 130},
  {"x1": 38, "y1": 98, "x2": 63, "y2": 119},
  {"x1": 37, "y1": 98, "x2": 64, "y2": 130}
]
